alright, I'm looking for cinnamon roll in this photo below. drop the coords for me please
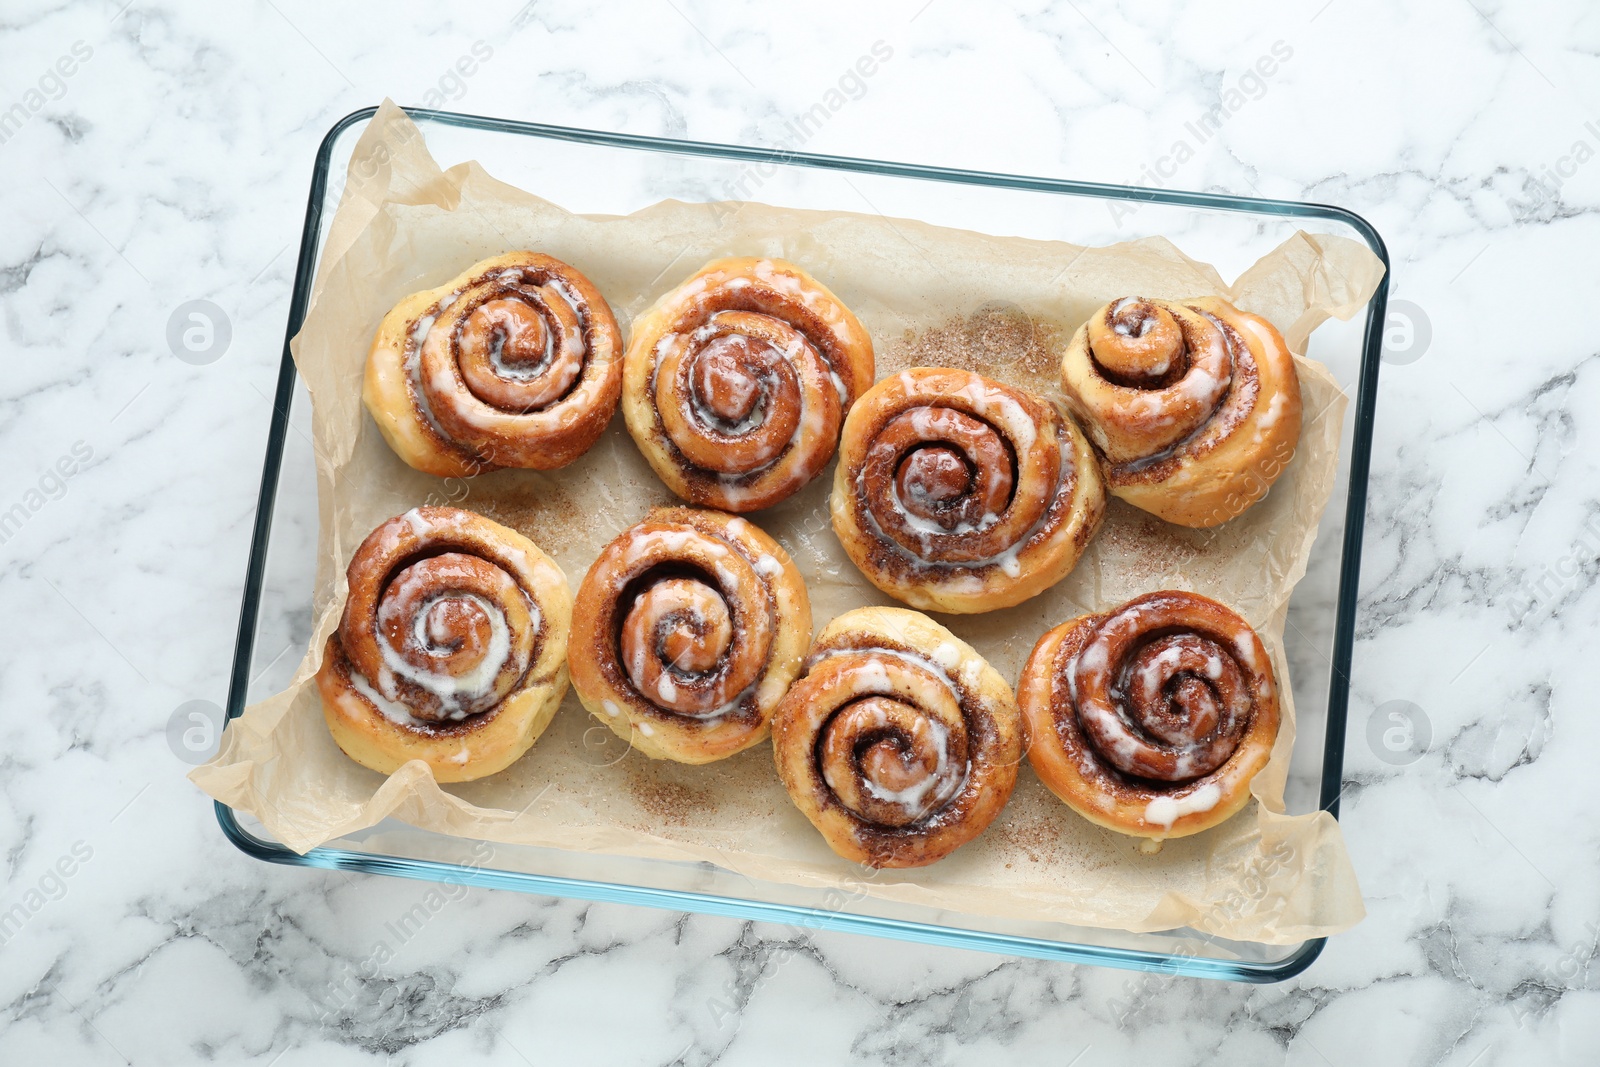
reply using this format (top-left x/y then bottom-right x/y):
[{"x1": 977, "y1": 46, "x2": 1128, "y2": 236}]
[
  {"x1": 364, "y1": 251, "x2": 623, "y2": 477},
  {"x1": 830, "y1": 368, "x2": 1106, "y2": 614},
  {"x1": 568, "y1": 507, "x2": 811, "y2": 763},
  {"x1": 314, "y1": 506, "x2": 571, "y2": 782},
  {"x1": 1058, "y1": 296, "x2": 1302, "y2": 527},
  {"x1": 1017, "y1": 591, "x2": 1281, "y2": 839},
  {"x1": 771, "y1": 607, "x2": 1023, "y2": 868},
  {"x1": 621, "y1": 257, "x2": 875, "y2": 512}
]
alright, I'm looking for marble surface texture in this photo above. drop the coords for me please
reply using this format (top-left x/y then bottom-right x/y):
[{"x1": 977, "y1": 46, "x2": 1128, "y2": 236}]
[{"x1": 2, "y1": 1, "x2": 1596, "y2": 1063}]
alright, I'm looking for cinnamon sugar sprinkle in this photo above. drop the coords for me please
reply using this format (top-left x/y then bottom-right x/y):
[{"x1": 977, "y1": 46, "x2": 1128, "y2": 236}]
[
  {"x1": 474, "y1": 482, "x2": 586, "y2": 555},
  {"x1": 884, "y1": 305, "x2": 1064, "y2": 394},
  {"x1": 627, "y1": 772, "x2": 715, "y2": 827},
  {"x1": 1090, "y1": 502, "x2": 1202, "y2": 583},
  {"x1": 994, "y1": 812, "x2": 1062, "y2": 866}
]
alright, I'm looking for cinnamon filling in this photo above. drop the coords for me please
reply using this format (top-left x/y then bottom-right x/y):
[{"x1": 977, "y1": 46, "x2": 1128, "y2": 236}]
[
  {"x1": 475, "y1": 297, "x2": 550, "y2": 372},
  {"x1": 1070, "y1": 596, "x2": 1258, "y2": 783},
  {"x1": 366, "y1": 548, "x2": 535, "y2": 722},
  {"x1": 1086, "y1": 298, "x2": 1185, "y2": 384},
  {"x1": 861, "y1": 402, "x2": 1025, "y2": 562},
  {"x1": 819, "y1": 694, "x2": 965, "y2": 829},
  {"x1": 620, "y1": 575, "x2": 734, "y2": 715},
  {"x1": 656, "y1": 315, "x2": 811, "y2": 476},
  {"x1": 692, "y1": 335, "x2": 768, "y2": 427},
  {"x1": 894, "y1": 446, "x2": 973, "y2": 521},
  {"x1": 590, "y1": 518, "x2": 779, "y2": 723},
  {"x1": 453, "y1": 287, "x2": 585, "y2": 412}
]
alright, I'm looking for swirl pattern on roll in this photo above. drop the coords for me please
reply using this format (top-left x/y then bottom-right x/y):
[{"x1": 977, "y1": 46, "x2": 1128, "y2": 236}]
[
  {"x1": 1017, "y1": 591, "x2": 1281, "y2": 839},
  {"x1": 830, "y1": 368, "x2": 1105, "y2": 614},
  {"x1": 568, "y1": 507, "x2": 811, "y2": 763},
  {"x1": 315, "y1": 506, "x2": 571, "y2": 783},
  {"x1": 1059, "y1": 296, "x2": 1302, "y2": 527},
  {"x1": 622, "y1": 257, "x2": 875, "y2": 512},
  {"x1": 771, "y1": 607, "x2": 1023, "y2": 868},
  {"x1": 364, "y1": 251, "x2": 623, "y2": 478}
]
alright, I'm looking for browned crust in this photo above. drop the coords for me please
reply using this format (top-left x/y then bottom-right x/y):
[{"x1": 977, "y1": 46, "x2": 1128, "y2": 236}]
[
  {"x1": 1058, "y1": 296, "x2": 1303, "y2": 528},
  {"x1": 313, "y1": 506, "x2": 571, "y2": 783},
  {"x1": 621, "y1": 257, "x2": 875, "y2": 512},
  {"x1": 770, "y1": 606, "x2": 1023, "y2": 868},
  {"x1": 568, "y1": 506, "x2": 812, "y2": 763},
  {"x1": 364, "y1": 251, "x2": 623, "y2": 476},
  {"x1": 1016, "y1": 590, "x2": 1281, "y2": 839},
  {"x1": 830, "y1": 368, "x2": 1106, "y2": 614}
]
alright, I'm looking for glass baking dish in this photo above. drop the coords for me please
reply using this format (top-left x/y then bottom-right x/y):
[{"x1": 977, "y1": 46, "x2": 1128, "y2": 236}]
[{"x1": 219, "y1": 106, "x2": 1388, "y2": 984}]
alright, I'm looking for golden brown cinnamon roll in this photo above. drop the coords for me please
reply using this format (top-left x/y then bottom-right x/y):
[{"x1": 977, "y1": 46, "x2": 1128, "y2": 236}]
[
  {"x1": 771, "y1": 607, "x2": 1023, "y2": 868},
  {"x1": 1017, "y1": 591, "x2": 1281, "y2": 839},
  {"x1": 365, "y1": 251, "x2": 623, "y2": 477},
  {"x1": 315, "y1": 506, "x2": 571, "y2": 782},
  {"x1": 1058, "y1": 296, "x2": 1301, "y2": 527},
  {"x1": 621, "y1": 257, "x2": 875, "y2": 512},
  {"x1": 568, "y1": 507, "x2": 811, "y2": 763},
  {"x1": 830, "y1": 368, "x2": 1105, "y2": 614}
]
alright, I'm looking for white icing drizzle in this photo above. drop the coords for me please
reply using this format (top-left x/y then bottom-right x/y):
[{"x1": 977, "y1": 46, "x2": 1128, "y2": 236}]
[
  {"x1": 619, "y1": 528, "x2": 728, "y2": 570},
  {"x1": 1175, "y1": 364, "x2": 1221, "y2": 404},
  {"x1": 1109, "y1": 297, "x2": 1156, "y2": 338},
  {"x1": 931, "y1": 642, "x2": 963, "y2": 673},
  {"x1": 959, "y1": 657, "x2": 984, "y2": 692},
  {"x1": 861, "y1": 716, "x2": 957, "y2": 814},
  {"x1": 375, "y1": 579, "x2": 530, "y2": 720},
  {"x1": 652, "y1": 264, "x2": 852, "y2": 500},
  {"x1": 486, "y1": 297, "x2": 556, "y2": 380},
  {"x1": 693, "y1": 390, "x2": 768, "y2": 435},
  {"x1": 348, "y1": 669, "x2": 427, "y2": 729},
  {"x1": 401, "y1": 507, "x2": 433, "y2": 539},
  {"x1": 829, "y1": 369, "x2": 847, "y2": 403},
  {"x1": 1144, "y1": 783, "x2": 1223, "y2": 830},
  {"x1": 860, "y1": 379, "x2": 1075, "y2": 581},
  {"x1": 1133, "y1": 645, "x2": 1186, "y2": 703},
  {"x1": 1066, "y1": 632, "x2": 1107, "y2": 705},
  {"x1": 413, "y1": 269, "x2": 593, "y2": 434},
  {"x1": 812, "y1": 640, "x2": 975, "y2": 823},
  {"x1": 696, "y1": 681, "x2": 763, "y2": 724},
  {"x1": 813, "y1": 644, "x2": 959, "y2": 700},
  {"x1": 1253, "y1": 388, "x2": 1288, "y2": 444},
  {"x1": 656, "y1": 673, "x2": 678, "y2": 704}
]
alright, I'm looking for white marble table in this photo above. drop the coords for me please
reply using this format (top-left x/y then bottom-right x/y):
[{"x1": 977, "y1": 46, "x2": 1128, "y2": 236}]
[{"x1": 2, "y1": 1, "x2": 1595, "y2": 1063}]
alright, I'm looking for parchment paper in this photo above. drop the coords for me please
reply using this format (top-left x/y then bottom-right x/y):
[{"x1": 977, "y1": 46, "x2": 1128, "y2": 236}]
[{"x1": 192, "y1": 102, "x2": 1385, "y2": 943}]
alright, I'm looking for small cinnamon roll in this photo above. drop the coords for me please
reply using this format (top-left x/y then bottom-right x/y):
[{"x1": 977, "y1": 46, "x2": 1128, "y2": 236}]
[
  {"x1": 622, "y1": 257, "x2": 875, "y2": 512},
  {"x1": 1059, "y1": 296, "x2": 1302, "y2": 527},
  {"x1": 568, "y1": 507, "x2": 811, "y2": 763},
  {"x1": 1017, "y1": 591, "x2": 1281, "y2": 839},
  {"x1": 831, "y1": 368, "x2": 1106, "y2": 614},
  {"x1": 771, "y1": 607, "x2": 1023, "y2": 868},
  {"x1": 315, "y1": 506, "x2": 571, "y2": 782},
  {"x1": 365, "y1": 251, "x2": 623, "y2": 477}
]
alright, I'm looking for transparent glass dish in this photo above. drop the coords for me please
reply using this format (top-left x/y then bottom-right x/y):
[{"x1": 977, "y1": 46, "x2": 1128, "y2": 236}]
[{"x1": 220, "y1": 107, "x2": 1389, "y2": 983}]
